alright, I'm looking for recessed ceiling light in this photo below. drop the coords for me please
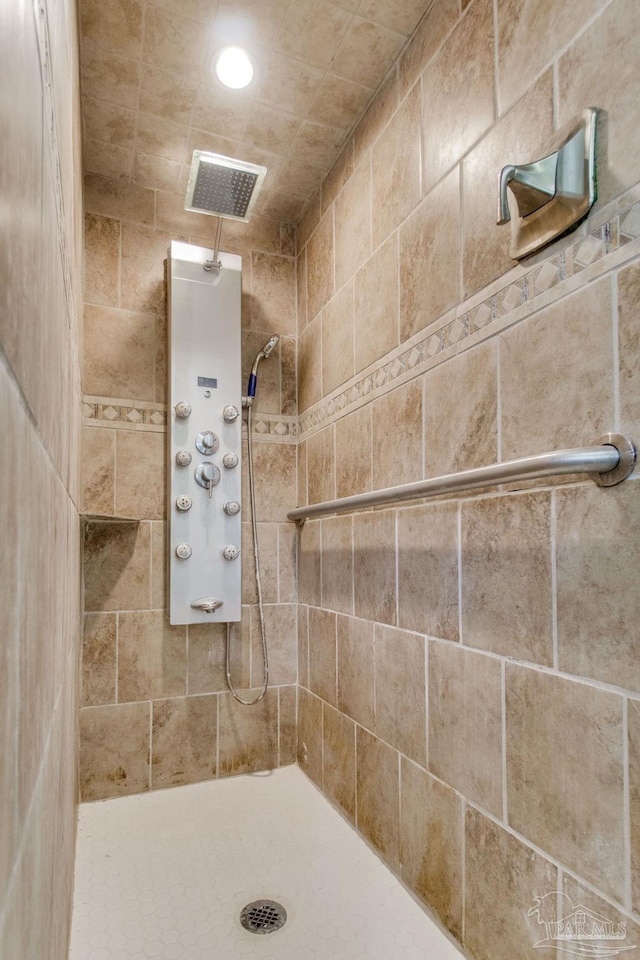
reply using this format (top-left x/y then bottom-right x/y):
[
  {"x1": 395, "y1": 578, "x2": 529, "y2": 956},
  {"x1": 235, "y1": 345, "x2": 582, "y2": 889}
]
[{"x1": 214, "y1": 46, "x2": 254, "y2": 89}]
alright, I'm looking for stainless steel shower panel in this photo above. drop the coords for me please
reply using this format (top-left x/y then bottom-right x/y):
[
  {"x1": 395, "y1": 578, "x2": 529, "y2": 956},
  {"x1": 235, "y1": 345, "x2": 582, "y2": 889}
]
[{"x1": 167, "y1": 240, "x2": 242, "y2": 624}]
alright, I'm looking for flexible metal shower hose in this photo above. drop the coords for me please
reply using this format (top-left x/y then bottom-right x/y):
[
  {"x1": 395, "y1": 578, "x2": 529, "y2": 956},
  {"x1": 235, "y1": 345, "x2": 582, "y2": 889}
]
[{"x1": 225, "y1": 404, "x2": 269, "y2": 704}]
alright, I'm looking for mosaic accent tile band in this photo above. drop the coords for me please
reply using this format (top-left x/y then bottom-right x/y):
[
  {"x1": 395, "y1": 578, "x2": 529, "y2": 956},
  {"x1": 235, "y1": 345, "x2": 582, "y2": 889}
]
[
  {"x1": 299, "y1": 196, "x2": 640, "y2": 440},
  {"x1": 82, "y1": 401, "x2": 298, "y2": 442},
  {"x1": 82, "y1": 401, "x2": 167, "y2": 427},
  {"x1": 244, "y1": 415, "x2": 298, "y2": 441}
]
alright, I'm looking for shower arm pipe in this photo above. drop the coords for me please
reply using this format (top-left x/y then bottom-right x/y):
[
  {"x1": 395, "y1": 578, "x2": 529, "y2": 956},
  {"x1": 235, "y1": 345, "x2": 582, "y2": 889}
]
[
  {"x1": 203, "y1": 217, "x2": 223, "y2": 272},
  {"x1": 287, "y1": 434, "x2": 636, "y2": 525}
]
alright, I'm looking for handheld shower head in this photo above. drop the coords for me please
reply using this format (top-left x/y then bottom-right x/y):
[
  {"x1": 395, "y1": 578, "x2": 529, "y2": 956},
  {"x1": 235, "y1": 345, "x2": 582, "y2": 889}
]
[
  {"x1": 245, "y1": 334, "x2": 280, "y2": 403},
  {"x1": 261, "y1": 334, "x2": 279, "y2": 359}
]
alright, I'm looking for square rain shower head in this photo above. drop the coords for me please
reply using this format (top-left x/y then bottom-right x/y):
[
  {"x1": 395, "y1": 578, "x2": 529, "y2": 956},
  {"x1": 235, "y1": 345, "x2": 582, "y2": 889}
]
[{"x1": 185, "y1": 151, "x2": 267, "y2": 223}]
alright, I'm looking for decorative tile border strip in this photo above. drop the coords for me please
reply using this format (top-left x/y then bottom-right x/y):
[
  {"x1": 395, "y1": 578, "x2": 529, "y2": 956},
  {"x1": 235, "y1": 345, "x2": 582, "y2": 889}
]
[
  {"x1": 243, "y1": 415, "x2": 298, "y2": 442},
  {"x1": 298, "y1": 195, "x2": 640, "y2": 440},
  {"x1": 82, "y1": 400, "x2": 167, "y2": 427},
  {"x1": 83, "y1": 399, "x2": 297, "y2": 441}
]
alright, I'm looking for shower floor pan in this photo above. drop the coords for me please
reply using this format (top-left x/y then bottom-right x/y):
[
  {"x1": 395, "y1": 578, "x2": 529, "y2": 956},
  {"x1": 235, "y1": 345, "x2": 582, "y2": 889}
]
[{"x1": 70, "y1": 765, "x2": 464, "y2": 960}]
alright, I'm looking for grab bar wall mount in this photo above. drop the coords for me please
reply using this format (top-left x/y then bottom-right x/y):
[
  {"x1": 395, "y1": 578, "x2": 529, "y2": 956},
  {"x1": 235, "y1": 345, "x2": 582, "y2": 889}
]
[{"x1": 287, "y1": 434, "x2": 636, "y2": 525}]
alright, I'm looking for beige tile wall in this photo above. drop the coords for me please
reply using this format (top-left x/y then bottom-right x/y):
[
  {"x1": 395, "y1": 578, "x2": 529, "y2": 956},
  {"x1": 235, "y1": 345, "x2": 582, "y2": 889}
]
[
  {"x1": 0, "y1": 0, "x2": 83, "y2": 954},
  {"x1": 296, "y1": 0, "x2": 640, "y2": 957},
  {"x1": 80, "y1": 175, "x2": 298, "y2": 800}
]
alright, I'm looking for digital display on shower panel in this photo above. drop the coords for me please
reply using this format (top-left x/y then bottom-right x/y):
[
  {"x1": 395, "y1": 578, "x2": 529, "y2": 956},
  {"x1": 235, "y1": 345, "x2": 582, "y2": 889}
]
[{"x1": 167, "y1": 240, "x2": 242, "y2": 625}]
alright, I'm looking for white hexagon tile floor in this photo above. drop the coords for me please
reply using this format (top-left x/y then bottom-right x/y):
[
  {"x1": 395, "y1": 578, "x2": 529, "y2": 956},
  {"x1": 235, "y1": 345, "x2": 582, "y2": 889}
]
[{"x1": 70, "y1": 765, "x2": 464, "y2": 960}]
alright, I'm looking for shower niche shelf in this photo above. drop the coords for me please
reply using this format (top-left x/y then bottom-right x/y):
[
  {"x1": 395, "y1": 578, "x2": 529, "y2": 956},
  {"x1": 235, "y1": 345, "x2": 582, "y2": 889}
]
[{"x1": 81, "y1": 514, "x2": 140, "y2": 524}]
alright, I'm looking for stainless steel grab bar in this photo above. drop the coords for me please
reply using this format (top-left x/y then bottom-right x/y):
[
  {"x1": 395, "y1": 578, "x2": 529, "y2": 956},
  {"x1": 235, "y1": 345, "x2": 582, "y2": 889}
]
[{"x1": 287, "y1": 433, "x2": 636, "y2": 525}]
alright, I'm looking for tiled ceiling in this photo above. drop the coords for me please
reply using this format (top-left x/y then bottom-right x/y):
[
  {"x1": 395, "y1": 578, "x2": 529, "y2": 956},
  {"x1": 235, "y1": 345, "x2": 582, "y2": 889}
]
[{"x1": 78, "y1": 0, "x2": 432, "y2": 223}]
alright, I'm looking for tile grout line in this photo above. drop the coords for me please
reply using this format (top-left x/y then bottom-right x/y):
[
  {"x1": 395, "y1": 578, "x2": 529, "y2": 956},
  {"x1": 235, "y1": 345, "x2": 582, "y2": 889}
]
[
  {"x1": 552, "y1": 59, "x2": 560, "y2": 131},
  {"x1": 457, "y1": 504, "x2": 463, "y2": 646},
  {"x1": 491, "y1": 0, "x2": 499, "y2": 119},
  {"x1": 501, "y1": 658, "x2": 508, "y2": 824},
  {"x1": 623, "y1": 697, "x2": 632, "y2": 911},
  {"x1": 318, "y1": 510, "x2": 323, "y2": 623},
  {"x1": 112, "y1": 423, "x2": 118, "y2": 515},
  {"x1": 148, "y1": 696, "x2": 153, "y2": 791},
  {"x1": 406, "y1": 748, "x2": 640, "y2": 928},
  {"x1": 557, "y1": 870, "x2": 564, "y2": 958},
  {"x1": 369, "y1": 150, "x2": 374, "y2": 284},
  {"x1": 551, "y1": 490, "x2": 559, "y2": 672},
  {"x1": 424, "y1": 630, "x2": 640, "y2": 703},
  {"x1": 215, "y1": 690, "x2": 220, "y2": 780},
  {"x1": 397, "y1": 748, "x2": 402, "y2": 869},
  {"x1": 114, "y1": 611, "x2": 119, "y2": 704},
  {"x1": 612, "y1": 270, "x2": 621, "y2": 432},
  {"x1": 458, "y1": 161, "x2": 464, "y2": 312},
  {"x1": 306, "y1": 604, "x2": 311, "y2": 695},
  {"x1": 394, "y1": 510, "x2": 400, "y2": 629},
  {"x1": 185, "y1": 623, "x2": 190, "y2": 697},
  {"x1": 248, "y1": 597, "x2": 254, "y2": 688},
  {"x1": 350, "y1": 513, "x2": 355, "y2": 617},
  {"x1": 461, "y1": 798, "x2": 466, "y2": 946},
  {"x1": 333, "y1": 612, "x2": 338, "y2": 716},
  {"x1": 417, "y1": 72, "x2": 424, "y2": 200},
  {"x1": 277, "y1": 685, "x2": 281, "y2": 768},
  {"x1": 117, "y1": 218, "x2": 123, "y2": 310},
  {"x1": 424, "y1": 634, "x2": 429, "y2": 773},
  {"x1": 276, "y1": 521, "x2": 281, "y2": 605},
  {"x1": 495, "y1": 337, "x2": 502, "y2": 463},
  {"x1": 354, "y1": 718, "x2": 359, "y2": 832},
  {"x1": 421, "y1": 373, "x2": 426, "y2": 481},
  {"x1": 372, "y1": 622, "x2": 378, "y2": 727},
  {"x1": 320, "y1": 695, "x2": 325, "y2": 794},
  {"x1": 394, "y1": 191, "x2": 401, "y2": 350},
  {"x1": 464, "y1": 794, "x2": 640, "y2": 923},
  {"x1": 331, "y1": 202, "x2": 337, "y2": 307}
]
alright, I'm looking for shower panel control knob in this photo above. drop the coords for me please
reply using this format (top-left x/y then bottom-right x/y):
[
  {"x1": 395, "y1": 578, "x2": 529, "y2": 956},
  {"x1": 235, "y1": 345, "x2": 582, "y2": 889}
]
[
  {"x1": 175, "y1": 400, "x2": 192, "y2": 419},
  {"x1": 223, "y1": 404, "x2": 239, "y2": 423},
  {"x1": 196, "y1": 430, "x2": 219, "y2": 455},
  {"x1": 223, "y1": 451, "x2": 239, "y2": 469},
  {"x1": 175, "y1": 449, "x2": 192, "y2": 467},
  {"x1": 176, "y1": 495, "x2": 192, "y2": 512},
  {"x1": 175, "y1": 543, "x2": 192, "y2": 559},
  {"x1": 223, "y1": 500, "x2": 241, "y2": 516},
  {"x1": 223, "y1": 544, "x2": 240, "y2": 561},
  {"x1": 195, "y1": 462, "x2": 221, "y2": 498}
]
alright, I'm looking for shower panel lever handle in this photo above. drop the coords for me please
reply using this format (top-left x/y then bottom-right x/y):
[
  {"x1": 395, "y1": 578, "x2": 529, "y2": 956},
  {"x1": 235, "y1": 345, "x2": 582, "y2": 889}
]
[
  {"x1": 195, "y1": 462, "x2": 221, "y2": 498},
  {"x1": 191, "y1": 597, "x2": 224, "y2": 614}
]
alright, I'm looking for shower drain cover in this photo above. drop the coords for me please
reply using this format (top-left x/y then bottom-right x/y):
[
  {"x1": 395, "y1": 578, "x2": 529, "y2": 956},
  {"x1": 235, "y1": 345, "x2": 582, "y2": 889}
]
[{"x1": 239, "y1": 899, "x2": 287, "y2": 935}]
